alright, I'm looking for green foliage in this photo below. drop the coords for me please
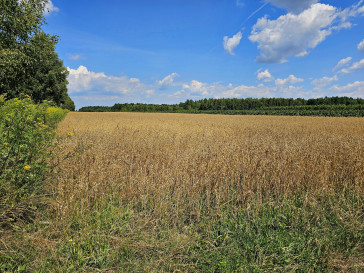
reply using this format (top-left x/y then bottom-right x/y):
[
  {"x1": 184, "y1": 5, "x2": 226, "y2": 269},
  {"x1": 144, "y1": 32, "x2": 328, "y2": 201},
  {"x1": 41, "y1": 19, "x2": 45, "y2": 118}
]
[
  {"x1": 79, "y1": 96, "x2": 364, "y2": 117},
  {"x1": 0, "y1": 95, "x2": 68, "y2": 229},
  {"x1": 0, "y1": 0, "x2": 46, "y2": 49},
  {"x1": 62, "y1": 94, "x2": 76, "y2": 111},
  {"x1": 21, "y1": 32, "x2": 70, "y2": 105},
  {"x1": 185, "y1": 192, "x2": 363, "y2": 272},
  {"x1": 1, "y1": 190, "x2": 362, "y2": 272},
  {"x1": 0, "y1": 0, "x2": 74, "y2": 108},
  {"x1": 46, "y1": 106, "x2": 69, "y2": 125}
]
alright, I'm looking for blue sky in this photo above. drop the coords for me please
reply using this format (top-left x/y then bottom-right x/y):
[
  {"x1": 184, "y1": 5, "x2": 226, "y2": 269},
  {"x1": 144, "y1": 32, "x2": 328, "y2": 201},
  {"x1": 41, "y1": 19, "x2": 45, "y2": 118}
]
[{"x1": 43, "y1": 0, "x2": 364, "y2": 109}]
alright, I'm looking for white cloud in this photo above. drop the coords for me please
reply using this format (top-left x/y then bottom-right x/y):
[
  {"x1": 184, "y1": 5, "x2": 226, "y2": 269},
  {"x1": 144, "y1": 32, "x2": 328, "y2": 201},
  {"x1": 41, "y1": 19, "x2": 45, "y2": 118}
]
[
  {"x1": 296, "y1": 51, "x2": 308, "y2": 57},
  {"x1": 67, "y1": 65, "x2": 147, "y2": 95},
  {"x1": 44, "y1": 0, "x2": 59, "y2": 15},
  {"x1": 144, "y1": 89, "x2": 155, "y2": 98},
  {"x1": 358, "y1": 39, "x2": 364, "y2": 52},
  {"x1": 249, "y1": 3, "x2": 363, "y2": 63},
  {"x1": 331, "y1": 81, "x2": 364, "y2": 97},
  {"x1": 173, "y1": 77, "x2": 311, "y2": 100},
  {"x1": 257, "y1": 69, "x2": 274, "y2": 82},
  {"x1": 67, "y1": 54, "x2": 82, "y2": 61},
  {"x1": 221, "y1": 84, "x2": 273, "y2": 98},
  {"x1": 129, "y1": 78, "x2": 140, "y2": 83},
  {"x1": 339, "y1": 1, "x2": 364, "y2": 21},
  {"x1": 266, "y1": 0, "x2": 318, "y2": 13},
  {"x1": 68, "y1": 67, "x2": 294, "y2": 108},
  {"x1": 170, "y1": 80, "x2": 275, "y2": 99},
  {"x1": 340, "y1": 58, "x2": 364, "y2": 74},
  {"x1": 66, "y1": 66, "x2": 363, "y2": 110},
  {"x1": 181, "y1": 80, "x2": 210, "y2": 96},
  {"x1": 333, "y1": 57, "x2": 352, "y2": 71},
  {"x1": 145, "y1": 90, "x2": 155, "y2": 95},
  {"x1": 275, "y1": 75, "x2": 304, "y2": 85},
  {"x1": 223, "y1": 32, "x2": 242, "y2": 55},
  {"x1": 312, "y1": 75, "x2": 338, "y2": 88},
  {"x1": 157, "y1": 73, "x2": 180, "y2": 89},
  {"x1": 67, "y1": 66, "x2": 106, "y2": 92}
]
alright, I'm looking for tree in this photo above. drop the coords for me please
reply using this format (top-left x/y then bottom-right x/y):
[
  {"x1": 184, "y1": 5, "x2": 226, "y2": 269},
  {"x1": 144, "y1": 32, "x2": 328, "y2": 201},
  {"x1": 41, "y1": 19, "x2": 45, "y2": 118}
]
[{"x1": 0, "y1": 0, "x2": 74, "y2": 110}]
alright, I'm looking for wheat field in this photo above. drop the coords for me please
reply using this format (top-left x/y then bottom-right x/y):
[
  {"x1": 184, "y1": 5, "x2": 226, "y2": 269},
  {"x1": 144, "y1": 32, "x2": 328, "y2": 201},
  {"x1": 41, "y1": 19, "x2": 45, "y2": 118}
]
[
  {"x1": 32, "y1": 112, "x2": 363, "y2": 271},
  {"x1": 55, "y1": 112, "x2": 363, "y2": 209}
]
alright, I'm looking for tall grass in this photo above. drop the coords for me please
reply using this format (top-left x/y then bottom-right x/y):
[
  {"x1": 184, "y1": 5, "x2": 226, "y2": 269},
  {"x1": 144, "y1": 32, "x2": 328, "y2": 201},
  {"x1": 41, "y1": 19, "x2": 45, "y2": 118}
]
[{"x1": 1, "y1": 112, "x2": 363, "y2": 272}]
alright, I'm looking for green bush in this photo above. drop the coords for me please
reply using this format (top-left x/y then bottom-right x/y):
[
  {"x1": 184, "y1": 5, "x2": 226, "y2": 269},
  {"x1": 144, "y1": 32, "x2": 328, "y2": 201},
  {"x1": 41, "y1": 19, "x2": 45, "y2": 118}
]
[
  {"x1": 0, "y1": 95, "x2": 68, "y2": 229},
  {"x1": 46, "y1": 106, "x2": 69, "y2": 126}
]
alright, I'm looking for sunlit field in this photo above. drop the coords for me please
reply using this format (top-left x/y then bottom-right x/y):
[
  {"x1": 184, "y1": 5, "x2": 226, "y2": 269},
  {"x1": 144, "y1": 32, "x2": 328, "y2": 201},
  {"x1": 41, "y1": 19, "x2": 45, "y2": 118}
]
[
  {"x1": 4, "y1": 112, "x2": 364, "y2": 272},
  {"x1": 55, "y1": 112, "x2": 364, "y2": 204}
]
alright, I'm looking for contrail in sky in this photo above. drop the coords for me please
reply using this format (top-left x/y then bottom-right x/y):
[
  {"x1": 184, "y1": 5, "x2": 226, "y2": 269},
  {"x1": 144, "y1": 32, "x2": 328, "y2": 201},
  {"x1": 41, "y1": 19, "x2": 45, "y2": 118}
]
[
  {"x1": 239, "y1": 2, "x2": 269, "y2": 29},
  {"x1": 203, "y1": 2, "x2": 269, "y2": 56}
]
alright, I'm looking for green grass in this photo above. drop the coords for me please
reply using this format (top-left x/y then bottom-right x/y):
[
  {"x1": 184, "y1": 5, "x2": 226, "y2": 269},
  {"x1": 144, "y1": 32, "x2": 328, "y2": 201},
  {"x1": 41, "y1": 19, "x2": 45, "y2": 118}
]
[
  {"x1": 1, "y1": 188, "x2": 362, "y2": 272},
  {"x1": 187, "y1": 192, "x2": 363, "y2": 272}
]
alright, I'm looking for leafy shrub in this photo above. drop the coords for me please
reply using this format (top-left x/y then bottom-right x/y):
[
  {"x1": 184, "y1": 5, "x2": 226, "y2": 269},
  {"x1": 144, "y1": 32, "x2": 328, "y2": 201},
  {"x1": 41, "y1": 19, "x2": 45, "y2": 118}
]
[
  {"x1": 46, "y1": 106, "x2": 69, "y2": 126},
  {"x1": 0, "y1": 95, "x2": 68, "y2": 229}
]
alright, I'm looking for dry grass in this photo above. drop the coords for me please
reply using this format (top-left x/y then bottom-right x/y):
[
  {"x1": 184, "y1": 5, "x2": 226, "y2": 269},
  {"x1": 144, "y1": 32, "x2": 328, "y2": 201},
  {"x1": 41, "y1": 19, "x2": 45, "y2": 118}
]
[{"x1": 54, "y1": 112, "x2": 363, "y2": 219}]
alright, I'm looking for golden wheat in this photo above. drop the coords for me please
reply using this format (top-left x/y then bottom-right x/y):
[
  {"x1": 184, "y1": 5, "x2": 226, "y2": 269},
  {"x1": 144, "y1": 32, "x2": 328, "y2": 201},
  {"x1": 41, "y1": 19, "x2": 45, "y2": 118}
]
[{"x1": 51, "y1": 112, "x2": 364, "y2": 227}]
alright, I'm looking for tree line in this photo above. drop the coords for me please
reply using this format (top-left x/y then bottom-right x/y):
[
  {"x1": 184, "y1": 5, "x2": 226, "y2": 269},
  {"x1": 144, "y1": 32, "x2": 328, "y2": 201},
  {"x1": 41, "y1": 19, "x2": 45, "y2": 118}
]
[
  {"x1": 0, "y1": 0, "x2": 74, "y2": 110},
  {"x1": 79, "y1": 97, "x2": 364, "y2": 117}
]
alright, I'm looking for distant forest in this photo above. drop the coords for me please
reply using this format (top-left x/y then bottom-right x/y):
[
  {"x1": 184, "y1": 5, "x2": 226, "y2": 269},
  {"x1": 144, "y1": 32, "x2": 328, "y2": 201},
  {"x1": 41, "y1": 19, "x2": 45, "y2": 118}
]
[{"x1": 79, "y1": 97, "x2": 364, "y2": 117}]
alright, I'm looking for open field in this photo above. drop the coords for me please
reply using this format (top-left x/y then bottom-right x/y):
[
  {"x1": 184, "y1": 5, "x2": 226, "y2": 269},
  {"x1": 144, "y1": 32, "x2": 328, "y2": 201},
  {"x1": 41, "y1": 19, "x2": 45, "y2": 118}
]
[
  {"x1": 2, "y1": 112, "x2": 364, "y2": 272},
  {"x1": 55, "y1": 113, "x2": 364, "y2": 202}
]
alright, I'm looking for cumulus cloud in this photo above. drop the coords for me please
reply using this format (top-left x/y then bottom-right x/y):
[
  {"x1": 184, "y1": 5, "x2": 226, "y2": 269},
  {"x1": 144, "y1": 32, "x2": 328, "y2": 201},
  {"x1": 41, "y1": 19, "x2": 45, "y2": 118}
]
[
  {"x1": 221, "y1": 84, "x2": 274, "y2": 98},
  {"x1": 67, "y1": 65, "x2": 148, "y2": 95},
  {"x1": 275, "y1": 75, "x2": 304, "y2": 85},
  {"x1": 223, "y1": 32, "x2": 242, "y2": 55},
  {"x1": 157, "y1": 73, "x2": 180, "y2": 89},
  {"x1": 171, "y1": 80, "x2": 274, "y2": 99},
  {"x1": 340, "y1": 58, "x2": 364, "y2": 74},
  {"x1": 67, "y1": 66, "x2": 106, "y2": 92},
  {"x1": 358, "y1": 39, "x2": 364, "y2": 52},
  {"x1": 44, "y1": 0, "x2": 59, "y2": 15},
  {"x1": 266, "y1": 0, "x2": 318, "y2": 13},
  {"x1": 67, "y1": 66, "x2": 364, "y2": 110},
  {"x1": 173, "y1": 75, "x2": 311, "y2": 100},
  {"x1": 331, "y1": 81, "x2": 364, "y2": 97},
  {"x1": 180, "y1": 80, "x2": 211, "y2": 96},
  {"x1": 257, "y1": 69, "x2": 274, "y2": 82},
  {"x1": 249, "y1": 3, "x2": 363, "y2": 63},
  {"x1": 333, "y1": 57, "x2": 352, "y2": 71},
  {"x1": 312, "y1": 75, "x2": 338, "y2": 88}
]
